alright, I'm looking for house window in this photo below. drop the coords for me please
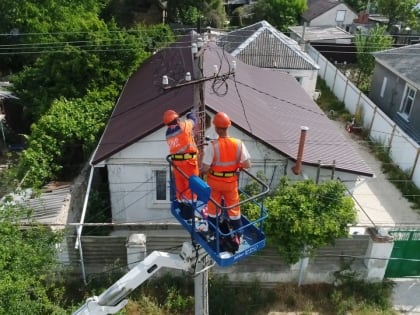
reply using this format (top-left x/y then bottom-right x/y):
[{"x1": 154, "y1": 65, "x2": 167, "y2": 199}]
[
  {"x1": 400, "y1": 85, "x2": 416, "y2": 119},
  {"x1": 155, "y1": 170, "x2": 167, "y2": 200},
  {"x1": 336, "y1": 10, "x2": 346, "y2": 22},
  {"x1": 380, "y1": 77, "x2": 387, "y2": 98}
]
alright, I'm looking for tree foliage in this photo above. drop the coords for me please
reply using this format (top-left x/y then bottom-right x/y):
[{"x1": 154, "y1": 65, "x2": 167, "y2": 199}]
[
  {"x1": 167, "y1": 0, "x2": 226, "y2": 28},
  {"x1": 0, "y1": 202, "x2": 66, "y2": 314},
  {"x1": 244, "y1": 177, "x2": 357, "y2": 264},
  {"x1": 344, "y1": 0, "x2": 369, "y2": 12},
  {"x1": 376, "y1": 0, "x2": 419, "y2": 31},
  {"x1": 16, "y1": 88, "x2": 117, "y2": 188},
  {"x1": 250, "y1": 0, "x2": 307, "y2": 32},
  {"x1": 354, "y1": 25, "x2": 393, "y2": 88},
  {"x1": 12, "y1": 22, "x2": 172, "y2": 122},
  {"x1": 0, "y1": 0, "x2": 107, "y2": 72},
  {"x1": 5, "y1": 4, "x2": 174, "y2": 188}
]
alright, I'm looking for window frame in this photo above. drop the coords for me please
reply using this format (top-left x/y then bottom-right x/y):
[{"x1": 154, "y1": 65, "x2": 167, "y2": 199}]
[
  {"x1": 399, "y1": 84, "x2": 417, "y2": 120},
  {"x1": 154, "y1": 169, "x2": 169, "y2": 202},
  {"x1": 380, "y1": 77, "x2": 387, "y2": 98},
  {"x1": 336, "y1": 10, "x2": 346, "y2": 22}
]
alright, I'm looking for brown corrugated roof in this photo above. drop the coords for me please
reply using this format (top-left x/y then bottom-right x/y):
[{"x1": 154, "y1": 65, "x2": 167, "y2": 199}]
[
  {"x1": 91, "y1": 33, "x2": 373, "y2": 177},
  {"x1": 91, "y1": 33, "x2": 196, "y2": 165},
  {"x1": 203, "y1": 42, "x2": 372, "y2": 177}
]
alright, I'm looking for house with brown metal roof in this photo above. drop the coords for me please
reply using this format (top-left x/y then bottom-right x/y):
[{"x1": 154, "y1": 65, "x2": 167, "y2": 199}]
[
  {"x1": 89, "y1": 31, "x2": 373, "y2": 226},
  {"x1": 217, "y1": 20, "x2": 320, "y2": 100}
]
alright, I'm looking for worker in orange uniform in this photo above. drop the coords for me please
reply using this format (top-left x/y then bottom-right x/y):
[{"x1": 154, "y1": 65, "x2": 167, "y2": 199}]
[
  {"x1": 200, "y1": 112, "x2": 251, "y2": 246},
  {"x1": 163, "y1": 109, "x2": 199, "y2": 206}
]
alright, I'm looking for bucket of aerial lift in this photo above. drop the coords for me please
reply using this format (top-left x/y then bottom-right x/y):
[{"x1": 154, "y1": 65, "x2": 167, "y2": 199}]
[{"x1": 169, "y1": 163, "x2": 270, "y2": 267}]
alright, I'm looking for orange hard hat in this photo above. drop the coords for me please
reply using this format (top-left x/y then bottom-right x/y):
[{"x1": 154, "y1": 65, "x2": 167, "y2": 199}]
[
  {"x1": 163, "y1": 110, "x2": 179, "y2": 125},
  {"x1": 213, "y1": 112, "x2": 231, "y2": 128}
]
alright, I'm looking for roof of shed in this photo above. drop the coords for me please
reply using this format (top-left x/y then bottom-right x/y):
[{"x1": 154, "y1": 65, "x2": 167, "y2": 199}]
[
  {"x1": 289, "y1": 25, "x2": 354, "y2": 41},
  {"x1": 372, "y1": 43, "x2": 420, "y2": 86},
  {"x1": 217, "y1": 20, "x2": 318, "y2": 70}
]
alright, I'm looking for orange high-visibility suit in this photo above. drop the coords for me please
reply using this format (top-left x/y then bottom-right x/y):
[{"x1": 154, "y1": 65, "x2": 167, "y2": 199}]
[
  {"x1": 165, "y1": 112, "x2": 199, "y2": 201},
  {"x1": 202, "y1": 137, "x2": 250, "y2": 220}
]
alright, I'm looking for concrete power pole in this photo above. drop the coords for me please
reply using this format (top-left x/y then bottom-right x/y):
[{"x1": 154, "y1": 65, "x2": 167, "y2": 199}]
[{"x1": 193, "y1": 21, "x2": 209, "y2": 315}]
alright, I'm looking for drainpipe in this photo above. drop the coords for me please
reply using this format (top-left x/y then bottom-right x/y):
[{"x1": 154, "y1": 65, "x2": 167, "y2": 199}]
[
  {"x1": 292, "y1": 126, "x2": 309, "y2": 175},
  {"x1": 75, "y1": 165, "x2": 95, "y2": 285}
]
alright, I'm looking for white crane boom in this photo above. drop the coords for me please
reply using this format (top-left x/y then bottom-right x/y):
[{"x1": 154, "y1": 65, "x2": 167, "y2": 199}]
[{"x1": 72, "y1": 242, "x2": 208, "y2": 315}]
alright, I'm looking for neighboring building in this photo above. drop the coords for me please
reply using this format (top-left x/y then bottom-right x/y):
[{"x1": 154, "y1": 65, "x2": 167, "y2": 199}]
[
  {"x1": 88, "y1": 32, "x2": 373, "y2": 228},
  {"x1": 369, "y1": 43, "x2": 420, "y2": 144},
  {"x1": 217, "y1": 20, "x2": 320, "y2": 99},
  {"x1": 302, "y1": 0, "x2": 357, "y2": 31},
  {"x1": 289, "y1": 25, "x2": 354, "y2": 44}
]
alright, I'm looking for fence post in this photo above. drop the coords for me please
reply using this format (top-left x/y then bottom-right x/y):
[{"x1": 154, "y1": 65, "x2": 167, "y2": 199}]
[
  {"x1": 342, "y1": 78, "x2": 349, "y2": 103},
  {"x1": 323, "y1": 60, "x2": 328, "y2": 79},
  {"x1": 388, "y1": 123, "x2": 397, "y2": 153},
  {"x1": 332, "y1": 67, "x2": 338, "y2": 92},
  {"x1": 364, "y1": 227, "x2": 394, "y2": 281},
  {"x1": 409, "y1": 148, "x2": 420, "y2": 180},
  {"x1": 355, "y1": 91, "x2": 362, "y2": 116},
  {"x1": 368, "y1": 106, "x2": 377, "y2": 135}
]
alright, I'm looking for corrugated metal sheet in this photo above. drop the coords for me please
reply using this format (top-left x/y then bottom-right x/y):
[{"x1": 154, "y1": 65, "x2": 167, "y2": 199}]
[
  {"x1": 90, "y1": 30, "x2": 372, "y2": 176},
  {"x1": 91, "y1": 32, "x2": 196, "y2": 165},
  {"x1": 218, "y1": 21, "x2": 318, "y2": 70},
  {"x1": 3, "y1": 183, "x2": 71, "y2": 225},
  {"x1": 203, "y1": 42, "x2": 373, "y2": 177}
]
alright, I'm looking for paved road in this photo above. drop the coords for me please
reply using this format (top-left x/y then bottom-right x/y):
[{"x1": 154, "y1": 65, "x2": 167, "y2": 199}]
[
  {"x1": 332, "y1": 120, "x2": 420, "y2": 226},
  {"x1": 392, "y1": 278, "x2": 420, "y2": 314},
  {"x1": 333, "y1": 120, "x2": 420, "y2": 314}
]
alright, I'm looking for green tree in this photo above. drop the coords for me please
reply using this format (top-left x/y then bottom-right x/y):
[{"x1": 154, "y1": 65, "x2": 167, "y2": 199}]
[
  {"x1": 376, "y1": 0, "x2": 419, "y2": 30},
  {"x1": 0, "y1": 202, "x2": 66, "y2": 314},
  {"x1": 344, "y1": 0, "x2": 369, "y2": 12},
  {"x1": 244, "y1": 177, "x2": 356, "y2": 264},
  {"x1": 354, "y1": 25, "x2": 393, "y2": 90},
  {"x1": 0, "y1": 0, "x2": 107, "y2": 72},
  {"x1": 167, "y1": 0, "x2": 226, "y2": 28},
  {"x1": 15, "y1": 88, "x2": 117, "y2": 188},
  {"x1": 250, "y1": 0, "x2": 307, "y2": 32},
  {"x1": 12, "y1": 21, "x2": 168, "y2": 122}
]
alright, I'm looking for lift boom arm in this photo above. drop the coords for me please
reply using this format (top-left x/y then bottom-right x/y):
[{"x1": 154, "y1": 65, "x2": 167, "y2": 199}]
[{"x1": 73, "y1": 242, "x2": 208, "y2": 315}]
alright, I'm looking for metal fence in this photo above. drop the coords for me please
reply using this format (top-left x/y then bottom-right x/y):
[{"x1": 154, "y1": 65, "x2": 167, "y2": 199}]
[{"x1": 307, "y1": 45, "x2": 420, "y2": 188}]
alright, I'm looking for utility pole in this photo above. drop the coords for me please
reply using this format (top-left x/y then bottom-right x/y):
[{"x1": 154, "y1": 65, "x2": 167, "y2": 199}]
[{"x1": 193, "y1": 18, "x2": 209, "y2": 315}]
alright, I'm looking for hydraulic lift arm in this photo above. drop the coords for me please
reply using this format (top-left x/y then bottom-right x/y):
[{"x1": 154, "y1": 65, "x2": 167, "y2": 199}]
[{"x1": 73, "y1": 242, "x2": 209, "y2": 315}]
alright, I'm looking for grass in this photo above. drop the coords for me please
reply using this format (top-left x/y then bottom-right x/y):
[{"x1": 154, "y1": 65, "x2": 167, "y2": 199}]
[{"x1": 70, "y1": 272, "x2": 397, "y2": 315}]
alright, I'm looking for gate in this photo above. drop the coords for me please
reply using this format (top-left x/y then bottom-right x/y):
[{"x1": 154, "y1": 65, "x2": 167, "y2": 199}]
[{"x1": 385, "y1": 229, "x2": 420, "y2": 278}]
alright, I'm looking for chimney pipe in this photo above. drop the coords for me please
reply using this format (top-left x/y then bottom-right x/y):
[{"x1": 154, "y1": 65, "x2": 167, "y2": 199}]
[{"x1": 292, "y1": 126, "x2": 309, "y2": 175}]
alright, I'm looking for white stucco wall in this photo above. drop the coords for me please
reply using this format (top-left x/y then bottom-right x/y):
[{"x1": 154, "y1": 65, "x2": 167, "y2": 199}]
[
  {"x1": 105, "y1": 117, "x2": 362, "y2": 223},
  {"x1": 286, "y1": 69, "x2": 319, "y2": 99},
  {"x1": 309, "y1": 4, "x2": 357, "y2": 28}
]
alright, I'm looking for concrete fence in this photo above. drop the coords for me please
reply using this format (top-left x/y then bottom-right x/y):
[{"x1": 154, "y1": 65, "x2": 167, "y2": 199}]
[
  {"x1": 307, "y1": 46, "x2": 420, "y2": 188},
  {"x1": 60, "y1": 226, "x2": 393, "y2": 285}
]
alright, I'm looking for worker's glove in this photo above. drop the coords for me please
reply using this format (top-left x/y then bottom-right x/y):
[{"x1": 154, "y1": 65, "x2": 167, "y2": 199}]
[{"x1": 186, "y1": 110, "x2": 197, "y2": 122}]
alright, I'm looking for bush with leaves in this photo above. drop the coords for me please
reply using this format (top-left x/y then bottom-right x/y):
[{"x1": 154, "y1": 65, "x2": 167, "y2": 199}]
[
  {"x1": 0, "y1": 202, "x2": 66, "y2": 314},
  {"x1": 244, "y1": 177, "x2": 357, "y2": 264},
  {"x1": 16, "y1": 87, "x2": 117, "y2": 188}
]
